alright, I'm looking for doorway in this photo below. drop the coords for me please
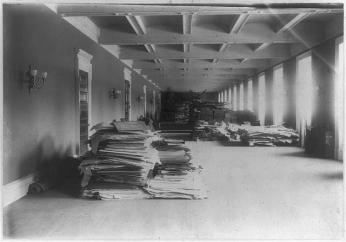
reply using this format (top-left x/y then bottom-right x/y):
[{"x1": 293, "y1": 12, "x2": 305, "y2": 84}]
[
  {"x1": 124, "y1": 79, "x2": 131, "y2": 121},
  {"x1": 76, "y1": 49, "x2": 93, "y2": 156}
]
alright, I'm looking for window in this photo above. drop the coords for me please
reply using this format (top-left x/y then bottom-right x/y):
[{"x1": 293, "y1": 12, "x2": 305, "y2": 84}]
[
  {"x1": 247, "y1": 79, "x2": 253, "y2": 111},
  {"x1": 258, "y1": 73, "x2": 266, "y2": 125},
  {"x1": 153, "y1": 90, "x2": 156, "y2": 114},
  {"x1": 220, "y1": 91, "x2": 224, "y2": 102},
  {"x1": 273, "y1": 64, "x2": 285, "y2": 125},
  {"x1": 228, "y1": 86, "x2": 232, "y2": 106},
  {"x1": 143, "y1": 85, "x2": 147, "y2": 116},
  {"x1": 239, "y1": 82, "x2": 244, "y2": 110},
  {"x1": 233, "y1": 85, "x2": 238, "y2": 111},
  {"x1": 335, "y1": 37, "x2": 344, "y2": 160},
  {"x1": 296, "y1": 52, "x2": 313, "y2": 146}
]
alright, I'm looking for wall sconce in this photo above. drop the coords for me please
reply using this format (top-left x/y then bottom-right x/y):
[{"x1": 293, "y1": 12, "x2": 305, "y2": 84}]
[
  {"x1": 109, "y1": 88, "x2": 121, "y2": 99},
  {"x1": 137, "y1": 95, "x2": 144, "y2": 103},
  {"x1": 26, "y1": 65, "x2": 48, "y2": 93}
]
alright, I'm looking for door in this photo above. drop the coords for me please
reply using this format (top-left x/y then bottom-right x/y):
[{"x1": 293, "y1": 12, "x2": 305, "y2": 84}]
[
  {"x1": 79, "y1": 70, "x2": 89, "y2": 155},
  {"x1": 124, "y1": 80, "x2": 131, "y2": 121}
]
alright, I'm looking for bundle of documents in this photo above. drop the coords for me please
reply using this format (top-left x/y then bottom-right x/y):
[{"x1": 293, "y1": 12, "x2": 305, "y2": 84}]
[
  {"x1": 79, "y1": 122, "x2": 160, "y2": 200},
  {"x1": 193, "y1": 120, "x2": 223, "y2": 141},
  {"x1": 144, "y1": 141, "x2": 207, "y2": 199},
  {"x1": 145, "y1": 170, "x2": 207, "y2": 199},
  {"x1": 194, "y1": 121, "x2": 299, "y2": 146},
  {"x1": 239, "y1": 124, "x2": 299, "y2": 146},
  {"x1": 81, "y1": 182, "x2": 151, "y2": 200}
]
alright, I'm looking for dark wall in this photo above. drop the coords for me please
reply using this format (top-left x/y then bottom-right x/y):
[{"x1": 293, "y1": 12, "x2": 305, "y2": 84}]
[{"x1": 3, "y1": 4, "x2": 159, "y2": 184}]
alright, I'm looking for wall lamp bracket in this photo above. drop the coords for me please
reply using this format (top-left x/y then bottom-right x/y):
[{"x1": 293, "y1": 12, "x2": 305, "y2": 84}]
[
  {"x1": 109, "y1": 88, "x2": 121, "y2": 99},
  {"x1": 26, "y1": 65, "x2": 48, "y2": 93},
  {"x1": 137, "y1": 95, "x2": 144, "y2": 103}
]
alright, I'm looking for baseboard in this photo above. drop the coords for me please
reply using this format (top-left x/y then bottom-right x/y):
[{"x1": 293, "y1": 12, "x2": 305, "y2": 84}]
[{"x1": 3, "y1": 173, "x2": 35, "y2": 207}]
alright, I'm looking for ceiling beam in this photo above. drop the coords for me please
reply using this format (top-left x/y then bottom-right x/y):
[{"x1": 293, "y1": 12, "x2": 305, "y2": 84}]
[
  {"x1": 161, "y1": 77, "x2": 247, "y2": 82},
  {"x1": 254, "y1": 12, "x2": 312, "y2": 52},
  {"x1": 144, "y1": 44, "x2": 155, "y2": 53},
  {"x1": 117, "y1": 46, "x2": 290, "y2": 59},
  {"x1": 230, "y1": 14, "x2": 249, "y2": 34},
  {"x1": 58, "y1": 4, "x2": 342, "y2": 17},
  {"x1": 132, "y1": 60, "x2": 271, "y2": 69},
  {"x1": 125, "y1": 15, "x2": 146, "y2": 35},
  {"x1": 141, "y1": 69, "x2": 255, "y2": 75},
  {"x1": 140, "y1": 68, "x2": 256, "y2": 74},
  {"x1": 126, "y1": 16, "x2": 162, "y2": 76},
  {"x1": 277, "y1": 12, "x2": 312, "y2": 33},
  {"x1": 100, "y1": 28, "x2": 298, "y2": 45},
  {"x1": 183, "y1": 43, "x2": 192, "y2": 52},
  {"x1": 182, "y1": 14, "x2": 193, "y2": 35},
  {"x1": 212, "y1": 43, "x2": 229, "y2": 64},
  {"x1": 148, "y1": 73, "x2": 247, "y2": 78},
  {"x1": 254, "y1": 43, "x2": 271, "y2": 52}
]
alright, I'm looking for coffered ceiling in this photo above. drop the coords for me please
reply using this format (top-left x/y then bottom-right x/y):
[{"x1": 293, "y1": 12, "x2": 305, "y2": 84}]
[{"x1": 57, "y1": 3, "x2": 343, "y2": 92}]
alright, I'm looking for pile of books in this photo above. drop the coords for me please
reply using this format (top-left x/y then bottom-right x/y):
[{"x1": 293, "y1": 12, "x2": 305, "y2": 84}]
[
  {"x1": 145, "y1": 140, "x2": 207, "y2": 199},
  {"x1": 79, "y1": 121, "x2": 160, "y2": 200}
]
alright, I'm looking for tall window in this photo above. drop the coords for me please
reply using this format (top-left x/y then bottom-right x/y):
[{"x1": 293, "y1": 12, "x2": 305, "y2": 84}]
[
  {"x1": 247, "y1": 79, "x2": 253, "y2": 111},
  {"x1": 220, "y1": 91, "x2": 224, "y2": 102},
  {"x1": 296, "y1": 52, "x2": 313, "y2": 146},
  {"x1": 335, "y1": 37, "x2": 344, "y2": 160},
  {"x1": 239, "y1": 82, "x2": 244, "y2": 110},
  {"x1": 224, "y1": 89, "x2": 228, "y2": 102},
  {"x1": 233, "y1": 85, "x2": 238, "y2": 111},
  {"x1": 143, "y1": 85, "x2": 147, "y2": 116},
  {"x1": 258, "y1": 73, "x2": 266, "y2": 125},
  {"x1": 153, "y1": 90, "x2": 156, "y2": 114},
  {"x1": 218, "y1": 92, "x2": 221, "y2": 102},
  {"x1": 228, "y1": 86, "x2": 232, "y2": 107},
  {"x1": 273, "y1": 64, "x2": 285, "y2": 125}
]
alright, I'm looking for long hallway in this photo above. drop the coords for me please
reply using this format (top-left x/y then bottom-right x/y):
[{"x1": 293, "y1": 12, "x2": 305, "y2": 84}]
[{"x1": 4, "y1": 142, "x2": 343, "y2": 240}]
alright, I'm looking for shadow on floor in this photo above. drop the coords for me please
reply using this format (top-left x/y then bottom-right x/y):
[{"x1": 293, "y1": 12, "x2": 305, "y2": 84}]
[
  {"x1": 318, "y1": 171, "x2": 343, "y2": 180},
  {"x1": 277, "y1": 151, "x2": 342, "y2": 163}
]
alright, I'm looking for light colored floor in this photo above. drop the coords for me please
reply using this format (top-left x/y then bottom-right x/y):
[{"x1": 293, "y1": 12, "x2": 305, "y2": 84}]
[{"x1": 3, "y1": 141, "x2": 344, "y2": 240}]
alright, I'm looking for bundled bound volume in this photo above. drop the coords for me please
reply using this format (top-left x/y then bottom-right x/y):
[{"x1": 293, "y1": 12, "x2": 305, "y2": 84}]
[
  {"x1": 79, "y1": 122, "x2": 160, "y2": 200},
  {"x1": 145, "y1": 140, "x2": 207, "y2": 199}
]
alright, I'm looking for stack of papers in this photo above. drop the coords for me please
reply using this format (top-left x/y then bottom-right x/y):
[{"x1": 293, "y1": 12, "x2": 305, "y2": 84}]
[
  {"x1": 145, "y1": 170, "x2": 207, "y2": 199},
  {"x1": 144, "y1": 141, "x2": 207, "y2": 199},
  {"x1": 79, "y1": 122, "x2": 160, "y2": 200},
  {"x1": 81, "y1": 183, "x2": 151, "y2": 200},
  {"x1": 239, "y1": 125, "x2": 299, "y2": 146}
]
